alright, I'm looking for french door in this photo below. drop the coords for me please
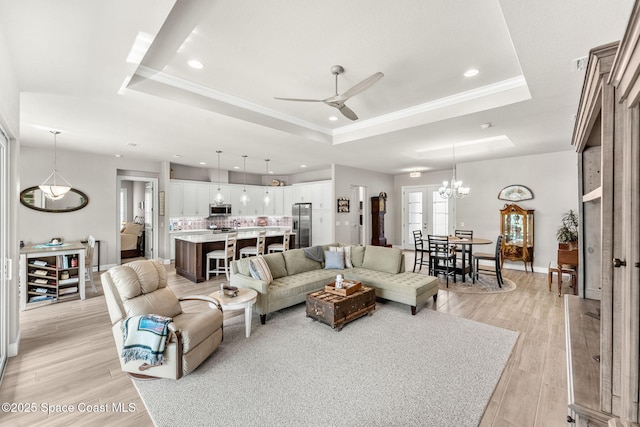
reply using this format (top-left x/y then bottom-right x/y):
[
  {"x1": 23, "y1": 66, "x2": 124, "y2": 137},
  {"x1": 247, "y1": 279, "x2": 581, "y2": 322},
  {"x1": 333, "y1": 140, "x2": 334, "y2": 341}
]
[
  {"x1": 0, "y1": 127, "x2": 8, "y2": 379},
  {"x1": 402, "y1": 185, "x2": 453, "y2": 249}
]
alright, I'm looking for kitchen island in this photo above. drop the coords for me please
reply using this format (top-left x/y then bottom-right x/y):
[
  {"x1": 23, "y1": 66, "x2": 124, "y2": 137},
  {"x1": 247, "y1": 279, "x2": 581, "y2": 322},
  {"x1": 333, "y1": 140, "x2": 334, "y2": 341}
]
[{"x1": 174, "y1": 228, "x2": 294, "y2": 283}]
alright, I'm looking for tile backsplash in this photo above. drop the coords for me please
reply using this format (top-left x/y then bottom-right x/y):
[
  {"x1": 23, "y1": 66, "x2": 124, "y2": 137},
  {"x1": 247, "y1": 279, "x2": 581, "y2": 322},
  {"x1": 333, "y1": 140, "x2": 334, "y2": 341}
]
[{"x1": 169, "y1": 216, "x2": 292, "y2": 231}]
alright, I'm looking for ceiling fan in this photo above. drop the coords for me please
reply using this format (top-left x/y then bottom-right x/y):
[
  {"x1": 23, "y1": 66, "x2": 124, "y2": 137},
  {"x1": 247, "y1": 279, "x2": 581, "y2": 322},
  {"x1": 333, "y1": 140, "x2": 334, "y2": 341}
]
[{"x1": 274, "y1": 65, "x2": 384, "y2": 121}]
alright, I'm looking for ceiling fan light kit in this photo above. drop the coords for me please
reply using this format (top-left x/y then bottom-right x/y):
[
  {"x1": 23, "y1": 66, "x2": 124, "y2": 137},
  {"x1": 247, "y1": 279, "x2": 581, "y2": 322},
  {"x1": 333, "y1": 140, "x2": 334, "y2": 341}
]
[{"x1": 275, "y1": 65, "x2": 383, "y2": 121}]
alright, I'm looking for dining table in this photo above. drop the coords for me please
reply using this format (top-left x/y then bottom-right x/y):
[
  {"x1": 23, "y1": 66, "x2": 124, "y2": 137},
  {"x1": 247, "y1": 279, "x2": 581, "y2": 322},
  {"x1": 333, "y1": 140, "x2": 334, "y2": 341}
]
[{"x1": 423, "y1": 236, "x2": 493, "y2": 282}]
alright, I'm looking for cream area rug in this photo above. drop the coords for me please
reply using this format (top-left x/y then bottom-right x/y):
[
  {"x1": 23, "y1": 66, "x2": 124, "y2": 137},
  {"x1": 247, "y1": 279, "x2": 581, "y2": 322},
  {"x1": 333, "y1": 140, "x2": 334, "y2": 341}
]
[
  {"x1": 133, "y1": 300, "x2": 518, "y2": 427},
  {"x1": 438, "y1": 275, "x2": 516, "y2": 294}
]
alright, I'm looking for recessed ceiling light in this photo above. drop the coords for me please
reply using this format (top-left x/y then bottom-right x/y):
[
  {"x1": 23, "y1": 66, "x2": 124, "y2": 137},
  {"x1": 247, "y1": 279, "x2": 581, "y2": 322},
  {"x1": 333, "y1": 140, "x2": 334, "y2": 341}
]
[
  {"x1": 173, "y1": 154, "x2": 182, "y2": 158},
  {"x1": 115, "y1": 154, "x2": 123, "y2": 158},
  {"x1": 464, "y1": 69, "x2": 479, "y2": 77},
  {"x1": 300, "y1": 165, "x2": 307, "y2": 168},
  {"x1": 329, "y1": 116, "x2": 338, "y2": 121},
  {"x1": 199, "y1": 162, "x2": 206, "y2": 165},
  {"x1": 188, "y1": 59, "x2": 204, "y2": 69},
  {"x1": 234, "y1": 166, "x2": 240, "y2": 169}
]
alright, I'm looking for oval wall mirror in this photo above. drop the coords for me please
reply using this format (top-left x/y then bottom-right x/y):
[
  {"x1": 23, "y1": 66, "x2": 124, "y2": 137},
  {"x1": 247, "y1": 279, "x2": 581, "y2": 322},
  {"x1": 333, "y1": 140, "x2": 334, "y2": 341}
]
[{"x1": 20, "y1": 186, "x2": 89, "y2": 213}]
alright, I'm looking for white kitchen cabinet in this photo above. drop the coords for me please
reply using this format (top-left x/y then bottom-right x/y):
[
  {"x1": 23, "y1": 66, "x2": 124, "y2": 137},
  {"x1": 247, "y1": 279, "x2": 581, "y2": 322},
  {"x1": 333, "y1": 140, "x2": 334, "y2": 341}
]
[
  {"x1": 195, "y1": 183, "x2": 211, "y2": 216},
  {"x1": 168, "y1": 182, "x2": 183, "y2": 217},
  {"x1": 169, "y1": 180, "x2": 211, "y2": 217},
  {"x1": 181, "y1": 182, "x2": 197, "y2": 216},
  {"x1": 292, "y1": 181, "x2": 332, "y2": 209},
  {"x1": 311, "y1": 181, "x2": 332, "y2": 210},
  {"x1": 282, "y1": 186, "x2": 293, "y2": 216},
  {"x1": 312, "y1": 209, "x2": 332, "y2": 246},
  {"x1": 230, "y1": 185, "x2": 261, "y2": 215},
  {"x1": 263, "y1": 186, "x2": 283, "y2": 215}
]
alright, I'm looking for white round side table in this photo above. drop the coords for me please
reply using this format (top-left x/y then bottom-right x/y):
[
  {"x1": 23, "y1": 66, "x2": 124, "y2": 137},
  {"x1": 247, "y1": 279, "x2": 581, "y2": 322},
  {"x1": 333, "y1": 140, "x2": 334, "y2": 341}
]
[{"x1": 209, "y1": 288, "x2": 258, "y2": 338}]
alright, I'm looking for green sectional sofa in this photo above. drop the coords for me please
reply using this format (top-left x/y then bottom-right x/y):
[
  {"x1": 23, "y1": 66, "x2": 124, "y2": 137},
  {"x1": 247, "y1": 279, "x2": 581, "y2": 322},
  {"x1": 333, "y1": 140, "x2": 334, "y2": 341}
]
[{"x1": 229, "y1": 245, "x2": 439, "y2": 324}]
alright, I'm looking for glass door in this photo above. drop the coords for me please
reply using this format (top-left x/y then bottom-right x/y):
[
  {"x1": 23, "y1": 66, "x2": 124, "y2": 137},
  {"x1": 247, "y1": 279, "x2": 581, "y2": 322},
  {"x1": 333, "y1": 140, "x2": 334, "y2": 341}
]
[
  {"x1": 403, "y1": 185, "x2": 452, "y2": 249},
  {"x1": 0, "y1": 127, "x2": 8, "y2": 379}
]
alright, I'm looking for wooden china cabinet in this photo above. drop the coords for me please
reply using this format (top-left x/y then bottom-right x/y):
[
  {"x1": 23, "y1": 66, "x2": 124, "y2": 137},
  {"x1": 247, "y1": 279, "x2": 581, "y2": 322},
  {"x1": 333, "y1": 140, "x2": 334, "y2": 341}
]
[{"x1": 499, "y1": 203, "x2": 534, "y2": 272}]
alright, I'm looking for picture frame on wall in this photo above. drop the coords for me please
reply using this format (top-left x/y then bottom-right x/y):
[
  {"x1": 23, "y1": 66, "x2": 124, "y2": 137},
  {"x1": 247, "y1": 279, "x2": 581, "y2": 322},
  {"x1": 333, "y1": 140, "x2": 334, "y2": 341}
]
[
  {"x1": 337, "y1": 197, "x2": 350, "y2": 213},
  {"x1": 497, "y1": 185, "x2": 534, "y2": 201}
]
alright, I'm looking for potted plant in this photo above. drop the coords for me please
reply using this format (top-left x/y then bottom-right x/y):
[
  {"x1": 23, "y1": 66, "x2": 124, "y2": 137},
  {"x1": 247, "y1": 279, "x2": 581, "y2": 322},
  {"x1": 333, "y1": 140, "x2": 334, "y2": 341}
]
[{"x1": 556, "y1": 209, "x2": 579, "y2": 250}]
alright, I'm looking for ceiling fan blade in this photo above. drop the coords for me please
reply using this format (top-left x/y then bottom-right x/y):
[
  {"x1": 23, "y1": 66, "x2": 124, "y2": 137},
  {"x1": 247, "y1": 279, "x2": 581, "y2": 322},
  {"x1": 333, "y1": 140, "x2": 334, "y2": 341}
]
[
  {"x1": 341, "y1": 72, "x2": 384, "y2": 100},
  {"x1": 274, "y1": 97, "x2": 323, "y2": 102},
  {"x1": 338, "y1": 104, "x2": 358, "y2": 121}
]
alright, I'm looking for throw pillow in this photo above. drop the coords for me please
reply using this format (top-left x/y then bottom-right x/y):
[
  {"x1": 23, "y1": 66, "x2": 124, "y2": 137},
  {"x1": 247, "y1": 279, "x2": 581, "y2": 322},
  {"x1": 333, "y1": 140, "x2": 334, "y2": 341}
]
[
  {"x1": 350, "y1": 245, "x2": 366, "y2": 267},
  {"x1": 343, "y1": 245, "x2": 353, "y2": 268},
  {"x1": 282, "y1": 250, "x2": 322, "y2": 275},
  {"x1": 324, "y1": 251, "x2": 345, "y2": 269},
  {"x1": 249, "y1": 256, "x2": 273, "y2": 284},
  {"x1": 328, "y1": 245, "x2": 353, "y2": 268}
]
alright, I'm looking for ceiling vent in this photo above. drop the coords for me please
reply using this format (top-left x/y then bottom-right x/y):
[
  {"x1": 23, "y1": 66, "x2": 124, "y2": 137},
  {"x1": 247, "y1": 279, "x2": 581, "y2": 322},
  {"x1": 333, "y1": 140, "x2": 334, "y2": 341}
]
[{"x1": 572, "y1": 56, "x2": 589, "y2": 72}]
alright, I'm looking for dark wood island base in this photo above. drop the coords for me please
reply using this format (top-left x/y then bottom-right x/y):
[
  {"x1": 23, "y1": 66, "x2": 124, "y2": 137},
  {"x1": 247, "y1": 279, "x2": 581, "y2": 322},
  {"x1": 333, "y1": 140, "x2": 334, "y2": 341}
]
[{"x1": 174, "y1": 231, "x2": 294, "y2": 283}]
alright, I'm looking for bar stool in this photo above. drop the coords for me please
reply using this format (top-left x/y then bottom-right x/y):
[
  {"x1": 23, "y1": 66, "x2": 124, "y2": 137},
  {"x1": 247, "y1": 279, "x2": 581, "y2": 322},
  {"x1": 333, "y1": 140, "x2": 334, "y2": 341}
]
[
  {"x1": 206, "y1": 232, "x2": 237, "y2": 280},
  {"x1": 239, "y1": 230, "x2": 266, "y2": 258},
  {"x1": 84, "y1": 235, "x2": 97, "y2": 293},
  {"x1": 412, "y1": 230, "x2": 429, "y2": 272},
  {"x1": 267, "y1": 229, "x2": 290, "y2": 253}
]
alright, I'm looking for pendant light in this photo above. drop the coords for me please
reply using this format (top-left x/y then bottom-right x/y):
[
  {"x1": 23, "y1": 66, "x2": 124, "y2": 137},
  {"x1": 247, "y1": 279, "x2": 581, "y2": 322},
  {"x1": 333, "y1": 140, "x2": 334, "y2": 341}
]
[
  {"x1": 214, "y1": 150, "x2": 224, "y2": 205},
  {"x1": 240, "y1": 155, "x2": 250, "y2": 206},
  {"x1": 263, "y1": 158, "x2": 270, "y2": 207},
  {"x1": 39, "y1": 130, "x2": 72, "y2": 200},
  {"x1": 438, "y1": 144, "x2": 470, "y2": 199}
]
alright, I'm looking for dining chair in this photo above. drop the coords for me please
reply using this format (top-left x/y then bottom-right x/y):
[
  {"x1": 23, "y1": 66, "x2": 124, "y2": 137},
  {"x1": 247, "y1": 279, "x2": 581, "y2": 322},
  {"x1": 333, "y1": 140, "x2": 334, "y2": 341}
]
[
  {"x1": 427, "y1": 235, "x2": 456, "y2": 286},
  {"x1": 267, "y1": 229, "x2": 291, "y2": 253},
  {"x1": 84, "y1": 235, "x2": 97, "y2": 293},
  {"x1": 472, "y1": 235, "x2": 504, "y2": 287},
  {"x1": 239, "y1": 230, "x2": 266, "y2": 258},
  {"x1": 412, "y1": 229, "x2": 429, "y2": 272},
  {"x1": 206, "y1": 232, "x2": 238, "y2": 280},
  {"x1": 454, "y1": 229, "x2": 474, "y2": 280}
]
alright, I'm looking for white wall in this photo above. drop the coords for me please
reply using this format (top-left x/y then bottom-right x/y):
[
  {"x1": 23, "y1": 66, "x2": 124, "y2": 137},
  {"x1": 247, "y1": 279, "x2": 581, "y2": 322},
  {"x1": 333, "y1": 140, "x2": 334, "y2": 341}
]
[
  {"x1": 19, "y1": 146, "x2": 161, "y2": 268},
  {"x1": 394, "y1": 151, "x2": 579, "y2": 273},
  {"x1": 333, "y1": 164, "x2": 395, "y2": 245}
]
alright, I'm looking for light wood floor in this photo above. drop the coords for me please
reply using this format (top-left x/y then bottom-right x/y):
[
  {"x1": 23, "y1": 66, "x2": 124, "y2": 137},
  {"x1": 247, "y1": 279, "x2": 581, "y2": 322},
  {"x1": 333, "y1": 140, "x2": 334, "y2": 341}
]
[{"x1": 0, "y1": 255, "x2": 572, "y2": 426}]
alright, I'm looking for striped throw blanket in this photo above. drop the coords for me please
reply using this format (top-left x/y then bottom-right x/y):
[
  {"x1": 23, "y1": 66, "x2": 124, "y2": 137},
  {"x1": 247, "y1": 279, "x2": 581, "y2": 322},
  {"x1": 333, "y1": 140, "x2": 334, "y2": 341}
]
[{"x1": 121, "y1": 314, "x2": 172, "y2": 366}]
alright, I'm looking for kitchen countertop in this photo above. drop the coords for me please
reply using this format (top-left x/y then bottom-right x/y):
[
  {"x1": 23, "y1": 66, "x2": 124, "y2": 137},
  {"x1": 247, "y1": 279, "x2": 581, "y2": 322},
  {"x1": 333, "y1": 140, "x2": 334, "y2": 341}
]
[
  {"x1": 169, "y1": 226, "x2": 289, "y2": 234},
  {"x1": 174, "y1": 229, "x2": 293, "y2": 243},
  {"x1": 169, "y1": 229, "x2": 212, "y2": 234}
]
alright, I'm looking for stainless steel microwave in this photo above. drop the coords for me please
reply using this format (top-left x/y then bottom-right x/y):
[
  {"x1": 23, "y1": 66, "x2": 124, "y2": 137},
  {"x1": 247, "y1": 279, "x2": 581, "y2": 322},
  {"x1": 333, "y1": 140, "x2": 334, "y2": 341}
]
[{"x1": 209, "y1": 204, "x2": 232, "y2": 216}]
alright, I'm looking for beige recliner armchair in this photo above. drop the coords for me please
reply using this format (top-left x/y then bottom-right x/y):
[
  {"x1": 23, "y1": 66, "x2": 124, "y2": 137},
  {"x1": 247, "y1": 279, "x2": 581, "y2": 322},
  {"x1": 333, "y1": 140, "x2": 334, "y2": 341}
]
[{"x1": 101, "y1": 259, "x2": 223, "y2": 379}]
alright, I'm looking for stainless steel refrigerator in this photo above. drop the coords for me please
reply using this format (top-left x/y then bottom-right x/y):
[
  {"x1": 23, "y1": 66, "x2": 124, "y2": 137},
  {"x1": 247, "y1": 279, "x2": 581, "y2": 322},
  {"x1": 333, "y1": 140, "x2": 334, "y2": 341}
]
[{"x1": 292, "y1": 203, "x2": 312, "y2": 248}]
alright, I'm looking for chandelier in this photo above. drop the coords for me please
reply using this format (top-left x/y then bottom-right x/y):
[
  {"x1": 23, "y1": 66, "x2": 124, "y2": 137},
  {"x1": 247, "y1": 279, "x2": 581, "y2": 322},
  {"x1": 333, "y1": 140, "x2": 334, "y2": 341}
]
[
  {"x1": 438, "y1": 145, "x2": 469, "y2": 199},
  {"x1": 39, "y1": 130, "x2": 72, "y2": 200}
]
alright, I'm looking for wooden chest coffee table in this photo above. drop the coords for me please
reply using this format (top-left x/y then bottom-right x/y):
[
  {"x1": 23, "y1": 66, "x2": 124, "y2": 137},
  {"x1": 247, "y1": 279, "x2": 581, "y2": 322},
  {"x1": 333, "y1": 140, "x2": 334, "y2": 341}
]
[{"x1": 306, "y1": 282, "x2": 375, "y2": 331}]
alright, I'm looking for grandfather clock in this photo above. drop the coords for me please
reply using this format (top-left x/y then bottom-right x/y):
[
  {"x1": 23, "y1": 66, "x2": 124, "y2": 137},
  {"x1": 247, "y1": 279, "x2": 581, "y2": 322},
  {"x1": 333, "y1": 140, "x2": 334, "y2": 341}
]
[{"x1": 371, "y1": 192, "x2": 387, "y2": 246}]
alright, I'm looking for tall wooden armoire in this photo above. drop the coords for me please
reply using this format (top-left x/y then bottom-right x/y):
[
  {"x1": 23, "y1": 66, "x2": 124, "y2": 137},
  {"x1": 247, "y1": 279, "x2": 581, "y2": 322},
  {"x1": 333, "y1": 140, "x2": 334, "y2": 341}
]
[
  {"x1": 371, "y1": 193, "x2": 387, "y2": 246},
  {"x1": 567, "y1": 6, "x2": 640, "y2": 424}
]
